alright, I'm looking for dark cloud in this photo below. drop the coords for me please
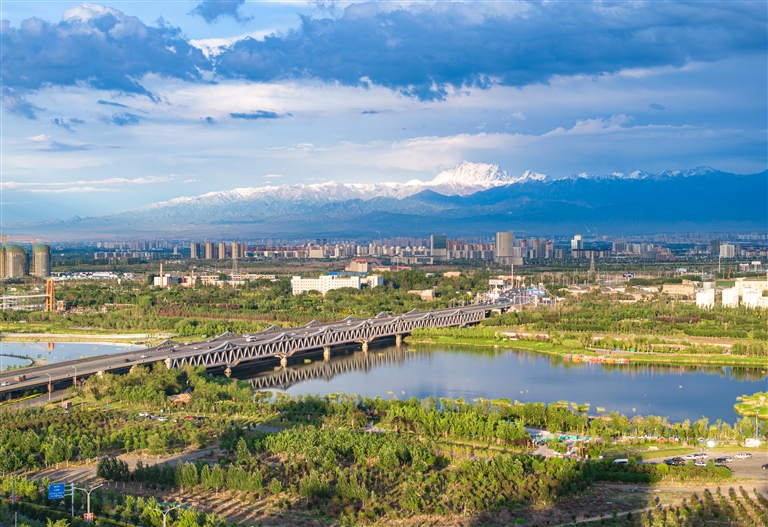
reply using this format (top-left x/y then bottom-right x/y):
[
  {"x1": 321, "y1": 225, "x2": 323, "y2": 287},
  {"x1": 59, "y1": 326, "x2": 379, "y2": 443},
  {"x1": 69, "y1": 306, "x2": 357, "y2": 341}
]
[
  {"x1": 361, "y1": 110, "x2": 379, "y2": 114},
  {"x1": 230, "y1": 111, "x2": 281, "y2": 120},
  {"x1": 39, "y1": 141, "x2": 111, "y2": 152},
  {"x1": 190, "y1": 0, "x2": 252, "y2": 24},
  {"x1": 97, "y1": 100, "x2": 129, "y2": 108},
  {"x1": 51, "y1": 117, "x2": 74, "y2": 132},
  {"x1": 649, "y1": 103, "x2": 667, "y2": 111},
  {"x1": 99, "y1": 113, "x2": 141, "y2": 126},
  {"x1": 2, "y1": 88, "x2": 44, "y2": 119},
  {"x1": 203, "y1": 116, "x2": 216, "y2": 124},
  {"x1": 216, "y1": 2, "x2": 767, "y2": 100},
  {"x1": 69, "y1": 118, "x2": 85, "y2": 124},
  {"x1": 2, "y1": 2, "x2": 765, "y2": 106},
  {"x1": 1, "y1": 6, "x2": 210, "y2": 100}
]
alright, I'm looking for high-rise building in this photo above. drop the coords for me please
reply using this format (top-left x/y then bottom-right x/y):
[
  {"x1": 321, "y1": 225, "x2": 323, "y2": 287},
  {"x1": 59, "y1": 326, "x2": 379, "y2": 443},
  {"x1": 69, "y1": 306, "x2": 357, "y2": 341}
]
[
  {"x1": 190, "y1": 242, "x2": 199, "y2": 259},
  {"x1": 33, "y1": 244, "x2": 51, "y2": 277},
  {"x1": 204, "y1": 241, "x2": 214, "y2": 260},
  {"x1": 571, "y1": 234, "x2": 584, "y2": 257},
  {"x1": 719, "y1": 243, "x2": 735, "y2": 258},
  {"x1": 430, "y1": 234, "x2": 447, "y2": 260},
  {"x1": 219, "y1": 242, "x2": 227, "y2": 259},
  {"x1": 5, "y1": 245, "x2": 28, "y2": 277},
  {"x1": 495, "y1": 231, "x2": 514, "y2": 264}
]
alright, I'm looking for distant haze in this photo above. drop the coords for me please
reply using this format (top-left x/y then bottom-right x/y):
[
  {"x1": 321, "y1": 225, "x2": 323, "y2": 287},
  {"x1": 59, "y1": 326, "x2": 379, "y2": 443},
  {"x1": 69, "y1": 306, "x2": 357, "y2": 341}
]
[{"x1": 6, "y1": 162, "x2": 766, "y2": 239}]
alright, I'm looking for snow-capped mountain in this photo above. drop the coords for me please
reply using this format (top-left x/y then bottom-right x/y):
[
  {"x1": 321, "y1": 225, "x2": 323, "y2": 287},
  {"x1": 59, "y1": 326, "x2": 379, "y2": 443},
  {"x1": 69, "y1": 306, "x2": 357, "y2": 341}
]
[{"x1": 7, "y1": 164, "x2": 765, "y2": 237}]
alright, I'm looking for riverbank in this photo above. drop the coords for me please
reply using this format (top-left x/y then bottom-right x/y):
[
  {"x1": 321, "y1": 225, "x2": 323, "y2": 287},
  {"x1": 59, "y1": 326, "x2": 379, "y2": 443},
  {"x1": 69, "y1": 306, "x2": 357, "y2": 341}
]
[
  {"x1": 0, "y1": 332, "x2": 171, "y2": 344},
  {"x1": 406, "y1": 333, "x2": 768, "y2": 368}
]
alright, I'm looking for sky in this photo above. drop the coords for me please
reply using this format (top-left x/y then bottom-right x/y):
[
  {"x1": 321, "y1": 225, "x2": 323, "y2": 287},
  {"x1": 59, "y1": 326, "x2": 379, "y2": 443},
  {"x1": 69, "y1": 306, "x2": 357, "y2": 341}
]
[{"x1": 1, "y1": 0, "x2": 766, "y2": 223}]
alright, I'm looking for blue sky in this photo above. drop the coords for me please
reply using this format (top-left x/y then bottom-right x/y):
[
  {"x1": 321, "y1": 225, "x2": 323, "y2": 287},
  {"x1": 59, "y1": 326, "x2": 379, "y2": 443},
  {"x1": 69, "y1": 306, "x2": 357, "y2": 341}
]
[{"x1": 1, "y1": 1, "x2": 766, "y2": 222}]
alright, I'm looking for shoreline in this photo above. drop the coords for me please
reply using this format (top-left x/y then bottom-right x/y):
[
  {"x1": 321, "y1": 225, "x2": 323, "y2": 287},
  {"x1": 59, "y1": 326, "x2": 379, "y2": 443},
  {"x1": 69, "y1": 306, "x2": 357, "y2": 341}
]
[
  {"x1": 0, "y1": 332, "x2": 169, "y2": 344},
  {"x1": 406, "y1": 336, "x2": 768, "y2": 368}
]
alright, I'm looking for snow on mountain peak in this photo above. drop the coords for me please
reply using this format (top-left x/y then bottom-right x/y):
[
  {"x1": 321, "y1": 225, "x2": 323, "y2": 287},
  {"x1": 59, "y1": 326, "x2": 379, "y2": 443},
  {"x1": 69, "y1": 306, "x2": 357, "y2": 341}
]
[{"x1": 430, "y1": 161, "x2": 513, "y2": 186}]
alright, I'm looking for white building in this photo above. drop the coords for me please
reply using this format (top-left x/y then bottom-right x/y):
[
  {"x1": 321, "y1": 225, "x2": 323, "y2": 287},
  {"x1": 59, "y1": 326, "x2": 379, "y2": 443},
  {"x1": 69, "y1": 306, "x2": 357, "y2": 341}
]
[
  {"x1": 719, "y1": 243, "x2": 735, "y2": 258},
  {"x1": 743, "y1": 289, "x2": 768, "y2": 309},
  {"x1": 696, "y1": 289, "x2": 715, "y2": 309},
  {"x1": 721, "y1": 287, "x2": 740, "y2": 308},
  {"x1": 362, "y1": 275, "x2": 384, "y2": 288},
  {"x1": 291, "y1": 275, "x2": 361, "y2": 295}
]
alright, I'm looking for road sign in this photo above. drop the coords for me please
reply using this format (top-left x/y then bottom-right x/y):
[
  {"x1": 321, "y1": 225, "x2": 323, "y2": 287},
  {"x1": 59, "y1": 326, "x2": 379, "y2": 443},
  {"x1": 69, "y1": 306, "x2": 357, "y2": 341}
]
[{"x1": 48, "y1": 483, "x2": 66, "y2": 500}]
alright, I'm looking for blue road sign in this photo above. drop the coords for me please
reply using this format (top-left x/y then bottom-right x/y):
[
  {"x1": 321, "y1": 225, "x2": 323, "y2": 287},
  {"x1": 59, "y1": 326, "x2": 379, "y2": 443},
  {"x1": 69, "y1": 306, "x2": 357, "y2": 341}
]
[{"x1": 48, "y1": 484, "x2": 66, "y2": 500}]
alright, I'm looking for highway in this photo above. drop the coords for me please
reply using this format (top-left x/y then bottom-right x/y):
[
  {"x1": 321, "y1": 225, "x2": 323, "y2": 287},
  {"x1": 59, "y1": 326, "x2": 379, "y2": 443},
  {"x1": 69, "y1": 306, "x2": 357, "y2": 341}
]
[{"x1": 0, "y1": 292, "x2": 531, "y2": 399}]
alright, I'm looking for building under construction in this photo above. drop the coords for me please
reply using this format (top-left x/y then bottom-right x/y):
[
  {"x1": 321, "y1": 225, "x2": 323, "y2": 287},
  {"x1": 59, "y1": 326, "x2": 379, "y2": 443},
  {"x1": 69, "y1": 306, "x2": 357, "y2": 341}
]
[{"x1": 0, "y1": 243, "x2": 51, "y2": 278}]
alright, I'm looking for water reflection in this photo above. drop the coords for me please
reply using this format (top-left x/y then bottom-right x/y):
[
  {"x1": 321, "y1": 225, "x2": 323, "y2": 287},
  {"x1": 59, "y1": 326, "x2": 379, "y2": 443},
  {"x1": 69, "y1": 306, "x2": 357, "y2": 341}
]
[{"x1": 235, "y1": 343, "x2": 767, "y2": 423}]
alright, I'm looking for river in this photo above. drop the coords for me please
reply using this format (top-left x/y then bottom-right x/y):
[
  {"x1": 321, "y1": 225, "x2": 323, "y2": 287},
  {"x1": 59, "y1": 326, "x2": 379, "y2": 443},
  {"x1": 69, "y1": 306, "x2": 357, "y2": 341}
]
[
  {"x1": 238, "y1": 344, "x2": 767, "y2": 423},
  {"x1": 0, "y1": 341, "x2": 144, "y2": 370}
]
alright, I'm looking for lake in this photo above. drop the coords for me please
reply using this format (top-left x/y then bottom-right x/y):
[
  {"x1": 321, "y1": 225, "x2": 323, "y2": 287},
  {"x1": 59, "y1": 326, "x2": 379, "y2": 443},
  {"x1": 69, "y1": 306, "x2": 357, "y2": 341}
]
[{"x1": 239, "y1": 344, "x2": 768, "y2": 423}]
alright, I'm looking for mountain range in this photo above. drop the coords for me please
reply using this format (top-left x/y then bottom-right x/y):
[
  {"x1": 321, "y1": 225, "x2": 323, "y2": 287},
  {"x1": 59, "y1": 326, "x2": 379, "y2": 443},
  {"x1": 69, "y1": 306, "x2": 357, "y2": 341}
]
[{"x1": 8, "y1": 162, "x2": 767, "y2": 238}]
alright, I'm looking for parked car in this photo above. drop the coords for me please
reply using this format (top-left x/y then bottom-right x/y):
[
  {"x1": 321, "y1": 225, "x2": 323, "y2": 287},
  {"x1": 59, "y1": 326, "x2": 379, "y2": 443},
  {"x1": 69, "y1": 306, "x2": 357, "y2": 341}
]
[
  {"x1": 715, "y1": 456, "x2": 733, "y2": 463},
  {"x1": 762, "y1": 464, "x2": 768, "y2": 470},
  {"x1": 694, "y1": 461, "x2": 707, "y2": 467},
  {"x1": 157, "y1": 416, "x2": 168, "y2": 422},
  {"x1": 735, "y1": 452, "x2": 752, "y2": 459},
  {"x1": 138, "y1": 412, "x2": 149, "y2": 417},
  {"x1": 683, "y1": 454, "x2": 697, "y2": 460}
]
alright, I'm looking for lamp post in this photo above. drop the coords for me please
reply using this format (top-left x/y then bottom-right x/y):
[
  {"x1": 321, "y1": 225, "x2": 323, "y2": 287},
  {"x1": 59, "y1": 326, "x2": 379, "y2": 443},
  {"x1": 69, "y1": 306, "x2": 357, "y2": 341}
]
[
  {"x1": 70, "y1": 366, "x2": 77, "y2": 386},
  {"x1": 46, "y1": 373, "x2": 52, "y2": 401},
  {"x1": 74, "y1": 484, "x2": 102, "y2": 522},
  {"x1": 151, "y1": 503, "x2": 184, "y2": 527}
]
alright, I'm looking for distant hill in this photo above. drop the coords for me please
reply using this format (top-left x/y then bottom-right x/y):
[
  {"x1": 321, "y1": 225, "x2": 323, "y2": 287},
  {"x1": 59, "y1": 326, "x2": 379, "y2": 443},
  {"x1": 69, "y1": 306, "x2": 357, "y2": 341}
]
[{"x1": 6, "y1": 163, "x2": 766, "y2": 238}]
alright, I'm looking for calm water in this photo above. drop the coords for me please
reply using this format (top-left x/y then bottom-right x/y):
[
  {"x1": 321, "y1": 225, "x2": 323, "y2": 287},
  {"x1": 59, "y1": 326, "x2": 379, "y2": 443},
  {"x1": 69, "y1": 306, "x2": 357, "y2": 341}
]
[
  {"x1": 0, "y1": 341, "x2": 144, "y2": 370},
  {"x1": 240, "y1": 344, "x2": 768, "y2": 423}
]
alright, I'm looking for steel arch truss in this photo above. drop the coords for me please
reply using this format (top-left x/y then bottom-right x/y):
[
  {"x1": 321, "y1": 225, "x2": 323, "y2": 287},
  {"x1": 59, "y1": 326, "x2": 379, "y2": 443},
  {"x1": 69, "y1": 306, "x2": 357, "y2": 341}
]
[{"x1": 167, "y1": 308, "x2": 485, "y2": 370}]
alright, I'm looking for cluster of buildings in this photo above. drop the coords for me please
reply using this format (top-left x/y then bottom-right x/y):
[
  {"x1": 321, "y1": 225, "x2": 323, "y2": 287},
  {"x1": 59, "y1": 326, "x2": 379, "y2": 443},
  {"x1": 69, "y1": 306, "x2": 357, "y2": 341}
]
[
  {"x1": 1, "y1": 244, "x2": 51, "y2": 278},
  {"x1": 677, "y1": 278, "x2": 768, "y2": 309}
]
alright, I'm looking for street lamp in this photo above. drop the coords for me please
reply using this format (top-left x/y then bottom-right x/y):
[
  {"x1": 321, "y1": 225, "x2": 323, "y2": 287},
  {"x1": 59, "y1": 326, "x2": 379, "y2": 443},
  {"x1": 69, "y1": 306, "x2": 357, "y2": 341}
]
[
  {"x1": 150, "y1": 504, "x2": 184, "y2": 527},
  {"x1": 70, "y1": 366, "x2": 77, "y2": 386},
  {"x1": 74, "y1": 484, "x2": 102, "y2": 521},
  {"x1": 46, "y1": 373, "x2": 52, "y2": 401}
]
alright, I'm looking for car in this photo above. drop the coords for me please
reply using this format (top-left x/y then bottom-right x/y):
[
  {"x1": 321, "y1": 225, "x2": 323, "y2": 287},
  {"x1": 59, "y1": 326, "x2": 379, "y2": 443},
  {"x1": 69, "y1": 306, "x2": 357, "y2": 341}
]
[
  {"x1": 138, "y1": 412, "x2": 149, "y2": 417},
  {"x1": 157, "y1": 417, "x2": 168, "y2": 422},
  {"x1": 694, "y1": 453, "x2": 709, "y2": 459},
  {"x1": 123, "y1": 358, "x2": 132, "y2": 363},
  {"x1": 0, "y1": 382, "x2": 11, "y2": 387},
  {"x1": 184, "y1": 415, "x2": 194, "y2": 420},
  {"x1": 762, "y1": 464, "x2": 768, "y2": 470},
  {"x1": 140, "y1": 354, "x2": 148, "y2": 358},
  {"x1": 683, "y1": 454, "x2": 697, "y2": 460},
  {"x1": 694, "y1": 461, "x2": 707, "y2": 467},
  {"x1": 715, "y1": 456, "x2": 733, "y2": 463},
  {"x1": 735, "y1": 452, "x2": 752, "y2": 459}
]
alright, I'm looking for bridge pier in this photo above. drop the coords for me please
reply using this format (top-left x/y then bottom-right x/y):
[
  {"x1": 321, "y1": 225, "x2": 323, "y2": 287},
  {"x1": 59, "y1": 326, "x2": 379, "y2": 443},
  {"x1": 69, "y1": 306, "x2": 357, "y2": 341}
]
[
  {"x1": 224, "y1": 366, "x2": 232, "y2": 378},
  {"x1": 395, "y1": 334, "x2": 403, "y2": 346},
  {"x1": 361, "y1": 341, "x2": 369, "y2": 353},
  {"x1": 280, "y1": 355, "x2": 288, "y2": 368},
  {"x1": 323, "y1": 346, "x2": 331, "y2": 361}
]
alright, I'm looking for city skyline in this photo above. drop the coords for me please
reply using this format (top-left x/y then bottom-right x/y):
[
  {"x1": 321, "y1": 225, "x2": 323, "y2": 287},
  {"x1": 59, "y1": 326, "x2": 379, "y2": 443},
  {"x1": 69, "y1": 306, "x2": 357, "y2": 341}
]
[{"x1": 2, "y1": 1, "x2": 766, "y2": 225}]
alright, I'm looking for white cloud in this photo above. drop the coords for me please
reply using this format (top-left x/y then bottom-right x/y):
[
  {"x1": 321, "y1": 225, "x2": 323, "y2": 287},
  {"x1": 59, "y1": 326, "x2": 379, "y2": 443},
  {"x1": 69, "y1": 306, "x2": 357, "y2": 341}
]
[
  {"x1": 1, "y1": 175, "x2": 174, "y2": 192},
  {"x1": 25, "y1": 134, "x2": 50, "y2": 142},
  {"x1": 183, "y1": 179, "x2": 197, "y2": 183},
  {"x1": 263, "y1": 174, "x2": 284, "y2": 178}
]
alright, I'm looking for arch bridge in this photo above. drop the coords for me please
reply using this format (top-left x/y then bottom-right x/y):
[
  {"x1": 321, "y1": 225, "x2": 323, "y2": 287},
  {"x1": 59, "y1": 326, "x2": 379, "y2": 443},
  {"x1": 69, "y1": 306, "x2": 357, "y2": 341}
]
[{"x1": 165, "y1": 305, "x2": 501, "y2": 371}]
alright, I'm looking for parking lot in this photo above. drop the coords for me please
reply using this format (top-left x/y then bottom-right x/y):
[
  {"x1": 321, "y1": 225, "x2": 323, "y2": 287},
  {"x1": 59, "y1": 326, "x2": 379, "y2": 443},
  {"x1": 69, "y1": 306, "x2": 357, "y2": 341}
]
[{"x1": 643, "y1": 450, "x2": 768, "y2": 479}]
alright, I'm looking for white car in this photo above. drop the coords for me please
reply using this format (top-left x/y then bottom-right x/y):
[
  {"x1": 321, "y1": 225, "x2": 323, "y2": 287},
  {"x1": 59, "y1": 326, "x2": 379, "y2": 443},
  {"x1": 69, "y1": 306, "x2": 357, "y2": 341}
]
[
  {"x1": 735, "y1": 452, "x2": 752, "y2": 459},
  {"x1": 157, "y1": 417, "x2": 168, "y2": 422},
  {"x1": 138, "y1": 412, "x2": 149, "y2": 417},
  {"x1": 683, "y1": 454, "x2": 697, "y2": 460},
  {"x1": 0, "y1": 381, "x2": 11, "y2": 387},
  {"x1": 140, "y1": 354, "x2": 148, "y2": 358},
  {"x1": 694, "y1": 461, "x2": 707, "y2": 467},
  {"x1": 694, "y1": 453, "x2": 709, "y2": 459}
]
